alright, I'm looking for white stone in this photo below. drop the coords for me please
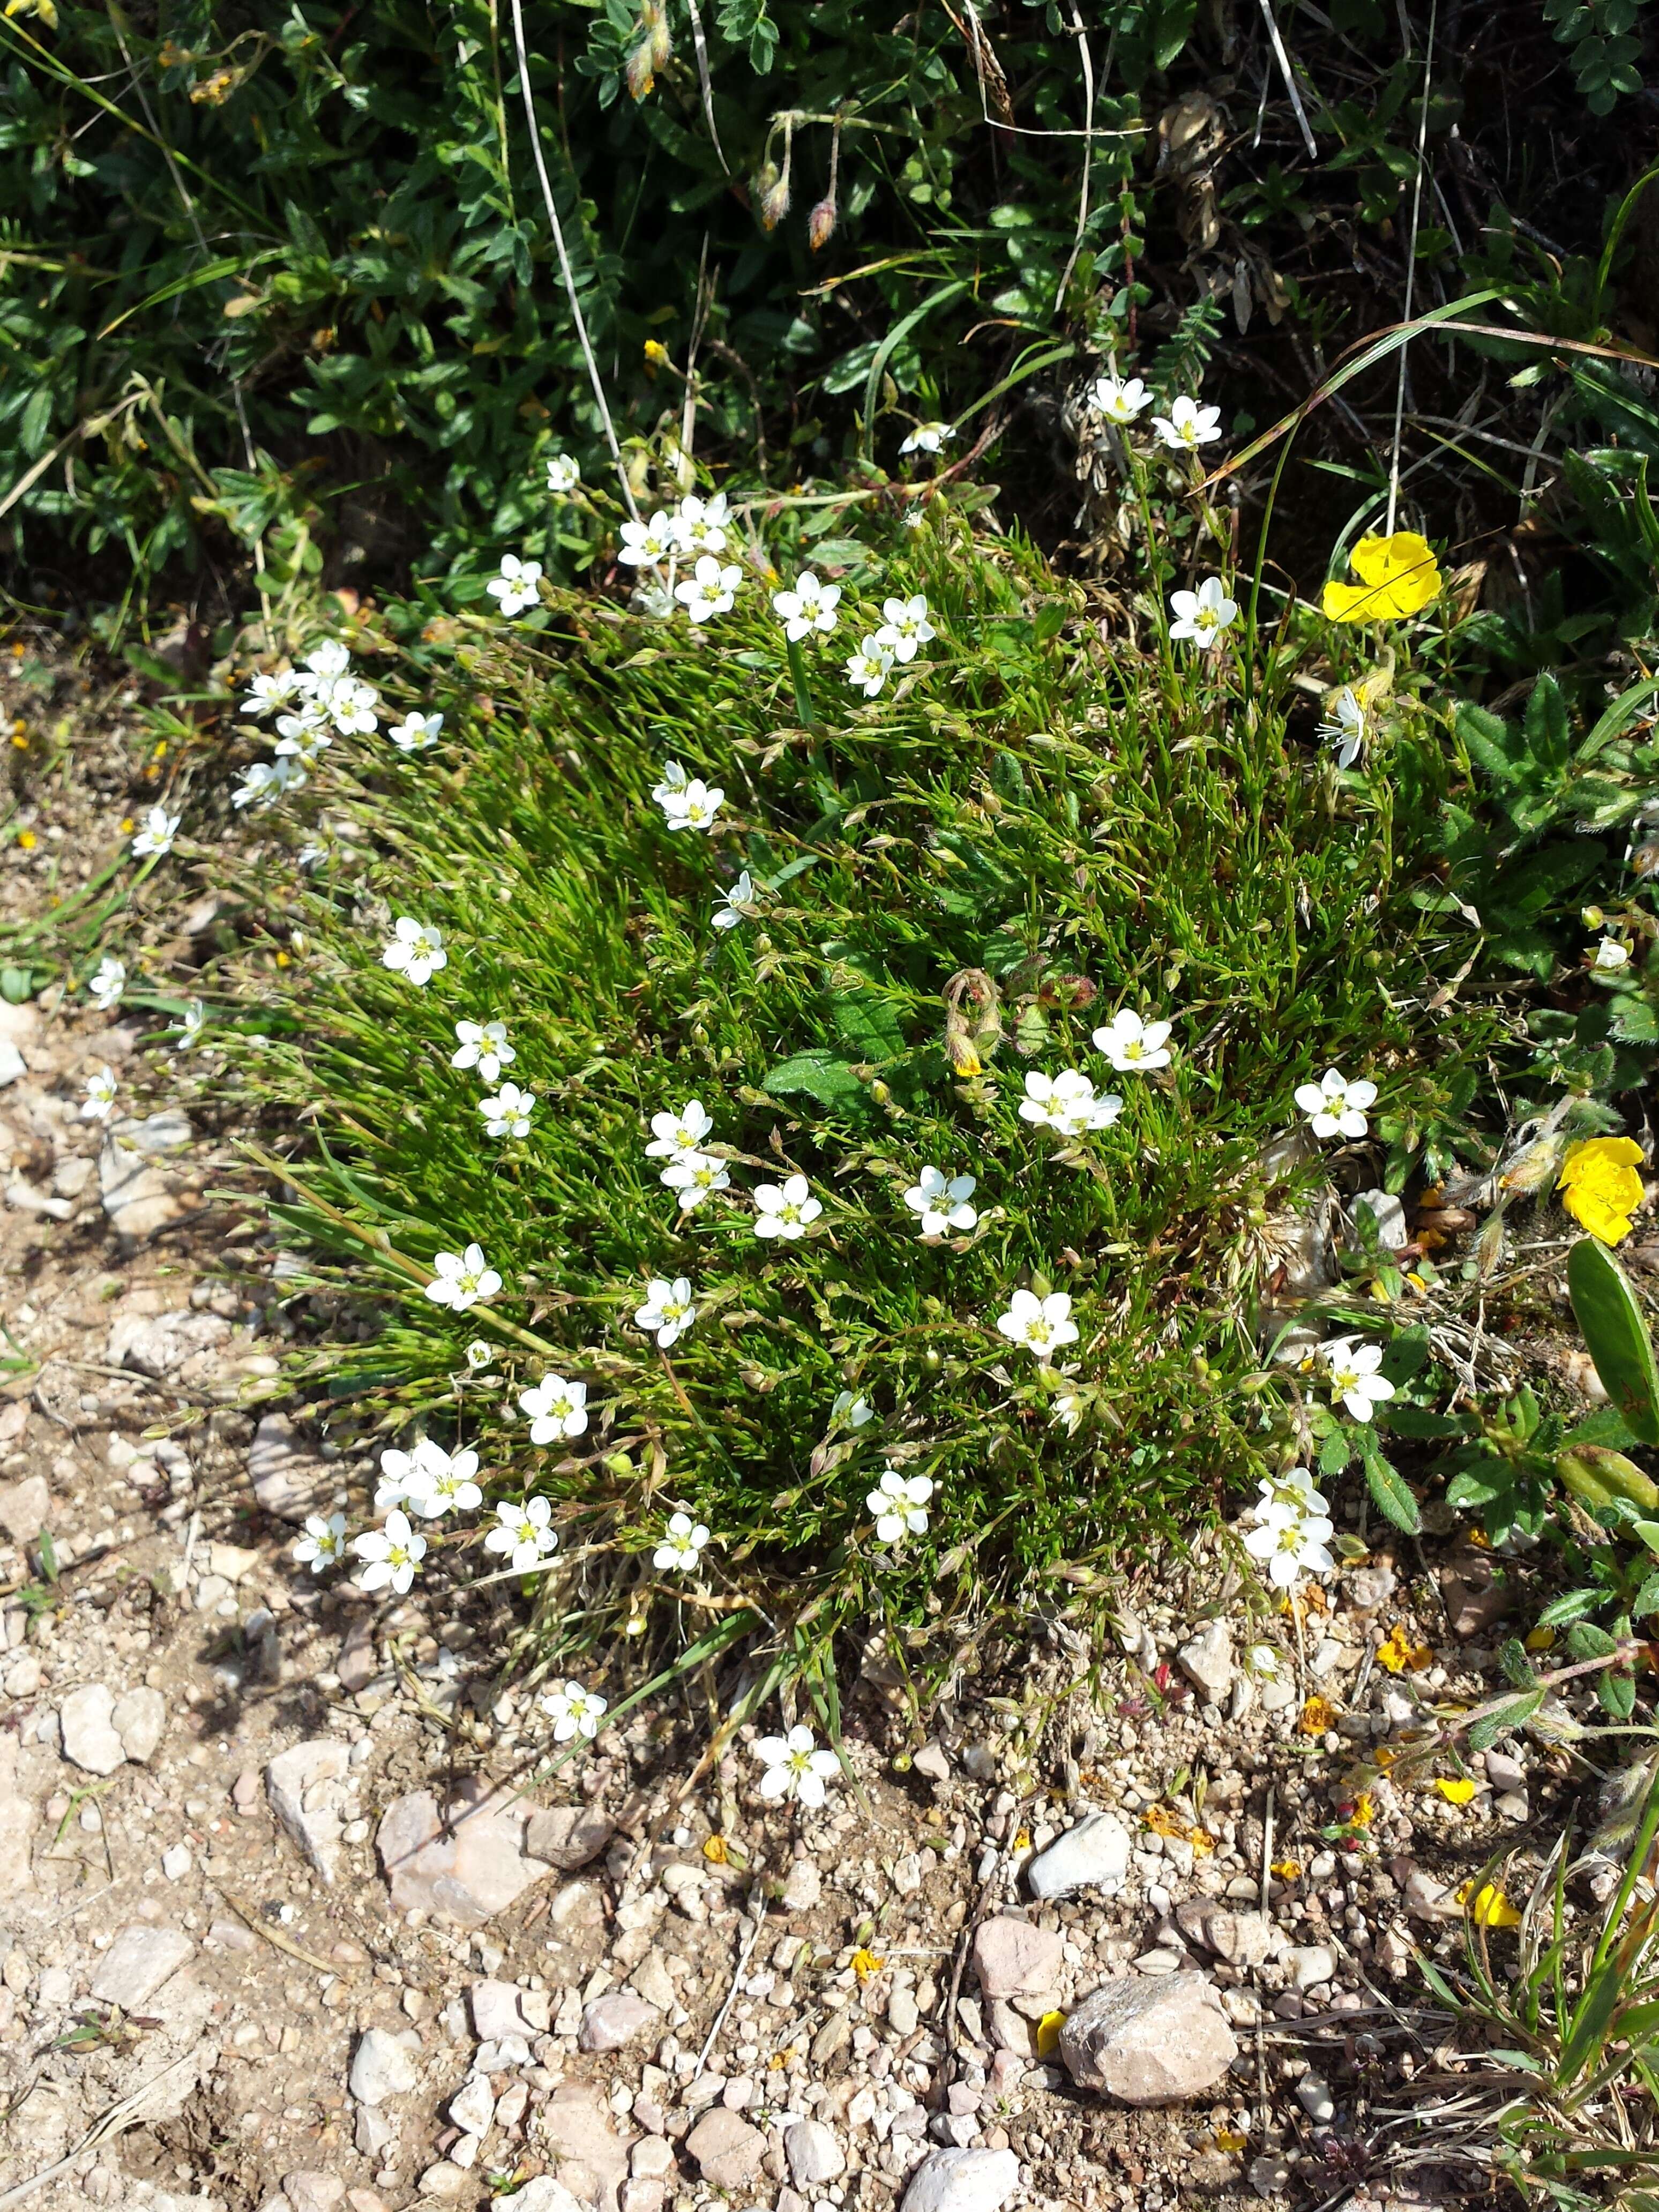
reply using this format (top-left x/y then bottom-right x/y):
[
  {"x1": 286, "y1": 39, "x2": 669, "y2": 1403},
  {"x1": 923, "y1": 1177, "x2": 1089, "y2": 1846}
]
[
  {"x1": 1296, "y1": 2075, "x2": 1335, "y2": 2124},
  {"x1": 900, "y1": 2148, "x2": 1021, "y2": 2212},
  {"x1": 266, "y1": 1739, "x2": 351, "y2": 1885},
  {"x1": 111, "y1": 1686, "x2": 167, "y2": 1763},
  {"x1": 449, "y1": 2076, "x2": 495, "y2": 2137},
  {"x1": 349, "y1": 2027, "x2": 419, "y2": 2104},
  {"x1": 785, "y1": 2119, "x2": 846, "y2": 2187},
  {"x1": 1284, "y1": 1944, "x2": 1336, "y2": 1991},
  {"x1": 89, "y1": 1924, "x2": 192, "y2": 2010},
  {"x1": 59, "y1": 1685, "x2": 126, "y2": 1776},
  {"x1": 161, "y1": 1844, "x2": 191, "y2": 1881},
  {"x1": 1177, "y1": 1620, "x2": 1234, "y2": 1701},
  {"x1": 1026, "y1": 1810, "x2": 1131, "y2": 1900}
]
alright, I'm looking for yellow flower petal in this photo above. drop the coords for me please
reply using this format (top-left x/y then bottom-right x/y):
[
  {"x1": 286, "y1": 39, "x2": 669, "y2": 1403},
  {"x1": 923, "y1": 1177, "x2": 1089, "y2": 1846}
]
[
  {"x1": 1299, "y1": 1694, "x2": 1337, "y2": 1735},
  {"x1": 1558, "y1": 1137, "x2": 1646, "y2": 1246},
  {"x1": 850, "y1": 1947, "x2": 883, "y2": 1982},
  {"x1": 1036, "y1": 2009, "x2": 1065, "y2": 2058},
  {"x1": 1377, "y1": 1623, "x2": 1432, "y2": 1674},
  {"x1": 1433, "y1": 1776, "x2": 1476, "y2": 1805},
  {"x1": 1322, "y1": 532, "x2": 1443, "y2": 623},
  {"x1": 1271, "y1": 1858, "x2": 1302, "y2": 1879},
  {"x1": 1458, "y1": 1880, "x2": 1521, "y2": 1927}
]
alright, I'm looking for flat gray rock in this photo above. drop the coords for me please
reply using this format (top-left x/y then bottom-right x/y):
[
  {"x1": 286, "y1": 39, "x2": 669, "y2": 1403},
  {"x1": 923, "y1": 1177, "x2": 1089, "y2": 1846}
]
[
  {"x1": 89, "y1": 1924, "x2": 193, "y2": 2011},
  {"x1": 60, "y1": 1683, "x2": 126, "y2": 1776},
  {"x1": 378, "y1": 1779, "x2": 551, "y2": 1925},
  {"x1": 267, "y1": 1738, "x2": 352, "y2": 1885},
  {"x1": 247, "y1": 1411, "x2": 334, "y2": 1525},
  {"x1": 1058, "y1": 1971, "x2": 1238, "y2": 2103},
  {"x1": 901, "y1": 2148, "x2": 1021, "y2": 2212},
  {"x1": 1027, "y1": 1810, "x2": 1131, "y2": 1900}
]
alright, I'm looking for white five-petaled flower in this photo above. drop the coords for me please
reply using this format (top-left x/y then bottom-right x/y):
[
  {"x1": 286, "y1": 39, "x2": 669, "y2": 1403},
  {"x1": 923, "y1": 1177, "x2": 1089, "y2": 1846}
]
[
  {"x1": 1594, "y1": 937, "x2": 1632, "y2": 971},
  {"x1": 1318, "y1": 685, "x2": 1366, "y2": 768},
  {"x1": 131, "y1": 806, "x2": 180, "y2": 858},
  {"x1": 378, "y1": 1439, "x2": 484, "y2": 1519},
  {"x1": 661, "y1": 1154, "x2": 731, "y2": 1211},
  {"x1": 1295, "y1": 1067, "x2": 1377, "y2": 1141},
  {"x1": 88, "y1": 955, "x2": 126, "y2": 1012},
  {"x1": 520, "y1": 1372, "x2": 589, "y2": 1443},
  {"x1": 618, "y1": 510, "x2": 675, "y2": 566},
  {"x1": 904, "y1": 1165, "x2": 978, "y2": 1238},
  {"x1": 487, "y1": 554, "x2": 543, "y2": 617},
  {"x1": 389, "y1": 711, "x2": 444, "y2": 753},
  {"x1": 485, "y1": 1494, "x2": 559, "y2": 1573},
  {"x1": 1319, "y1": 1336, "x2": 1395, "y2": 1422},
  {"x1": 653, "y1": 1509, "x2": 710, "y2": 1572},
  {"x1": 713, "y1": 870, "x2": 756, "y2": 931},
  {"x1": 297, "y1": 638, "x2": 350, "y2": 686},
  {"x1": 542, "y1": 1680, "x2": 608, "y2": 1742},
  {"x1": 81, "y1": 1066, "x2": 118, "y2": 1122},
  {"x1": 1018, "y1": 1068, "x2": 1123, "y2": 1138},
  {"x1": 453, "y1": 1020, "x2": 514, "y2": 1084},
  {"x1": 173, "y1": 998, "x2": 207, "y2": 1052},
  {"x1": 646, "y1": 1098, "x2": 715, "y2": 1160},
  {"x1": 353, "y1": 1509, "x2": 427, "y2": 1595},
  {"x1": 382, "y1": 916, "x2": 447, "y2": 985},
  {"x1": 675, "y1": 555, "x2": 742, "y2": 623},
  {"x1": 241, "y1": 670, "x2": 303, "y2": 718},
  {"x1": 754, "y1": 1723, "x2": 840, "y2": 1807},
  {"x1": 545, "y1": 453, "x2": 581, "y2": 496},
  {"x1": 772, "y1": 572, "x2": 841, "y2": 640},
  {"x1": 274, "y1": 705, "x2": 332, "y2": 761},
  {"x1": 479, "y1": 1081, "x2": 536, "y2": 1139},
  {"x1": 657, "y1": 777, "x2": 725, "y2": 832},
  {"x1": 318, "y1": 674, "x2": 380, "y2": 736},
  {"x1": 875, "y1": 593, "x2": 935, "y2": 663},
  {"x1": 831, "y1": 1389, "x2": 875, "y2": 1429},
  {"x1": 635, "y1": 1275, "x2": 696, "y2": 1348},
  {"x1": 465, "y1": 1339, "x2": 494, "y2": 1370},
  {"x1": 424, "y1": 1242, "x2": 502, "y2": 1312},
  {"x1": 1168, "y1": 576, "x2": 1239, "y2": 648},
  {"x1": 899, "y1": 421, "x2": 953, "y2": 457},
  {"x1": 845, "y1": 636, "x2": 895, "y2": 698},
  {"x1": 670, "y1": 492, "x2": 731, "y2": 556},
  {"x1": 233, "y1": 757, "x2": 307, "y2": 810},
  {"x1": 1092, "y1": 1008, "x2": 1174, "y2": 1073},
  {"x1": 753, "y1": 1174, "x2": 821, "y2": 1240},
  {"x1": 1089, "y1": 373, "x2": 1153, "y2": 424},
  {"x1": 293, "y1": 1512, "x2": 347, "y2": 1572},
  {"x1": 868, "y1": 1467, "x2": 934, "y2": 1545},
  {"x1": 1151, "y1": 394, "x2": 1222, "y2": 451},
  {"x1": 996, "y1": 1287, "x2": 1080, "y2": 1358},
  {"x1": 1242, "y1": 1470, "x2": 1335, "y2": 1590}
]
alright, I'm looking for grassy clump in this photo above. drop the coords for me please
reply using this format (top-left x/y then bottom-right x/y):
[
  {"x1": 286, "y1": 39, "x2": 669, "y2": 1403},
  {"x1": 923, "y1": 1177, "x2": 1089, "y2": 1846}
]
[{"x1": 235, "y1": 507, "x2": 1507, "y2": 1678}]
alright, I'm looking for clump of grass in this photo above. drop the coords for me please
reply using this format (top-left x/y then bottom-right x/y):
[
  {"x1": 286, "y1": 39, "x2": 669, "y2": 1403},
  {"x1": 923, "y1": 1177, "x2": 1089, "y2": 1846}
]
[{"x1": 226, "y1": 501, "x2": 1506, "y2": 1688}]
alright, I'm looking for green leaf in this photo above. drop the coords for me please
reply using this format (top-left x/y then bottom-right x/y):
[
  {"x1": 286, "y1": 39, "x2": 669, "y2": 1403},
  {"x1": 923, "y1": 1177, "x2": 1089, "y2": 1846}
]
[
  {"x1": 1469, "y1": 1690, "x2": 1544, "y2": 1752},
  {"x1": 1567, "y1": 1236, "x2": 1659, "y2": 1445},
  {"x1": 762, "y1": 1051, "x2": 865, "y2": 1109},
  {"x1": 831, "y1": 995, "x2": 906, "y2": 1064},
  {"x1": 1537, "y1": 1587, "x2": 1606, "y2": 1628},
  {"x1": 1363, "y1": 1447, "x2": 1422, "y2": 1534}
]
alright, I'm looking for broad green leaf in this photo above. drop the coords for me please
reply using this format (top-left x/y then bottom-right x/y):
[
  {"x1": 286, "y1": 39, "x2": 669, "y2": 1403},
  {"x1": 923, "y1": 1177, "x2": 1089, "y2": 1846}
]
[{"x1": 1568, "y1": 1237, "x2": 1659, "y2": 1445}]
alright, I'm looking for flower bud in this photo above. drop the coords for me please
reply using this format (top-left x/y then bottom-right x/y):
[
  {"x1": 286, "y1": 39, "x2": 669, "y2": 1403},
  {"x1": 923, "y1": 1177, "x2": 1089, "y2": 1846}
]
[
  {"x1": 1632, "y1": 842, "x2": 1659, "y2": 879},
  {"x1": 645, "y1": 0, "x2": 671, "y2": 68},
  {"x1": 755, "y1": 161, "x2": 790, "y2": 231},
  {"x1": 625, "y1": 38, "x2": 655, "y2": 100},
  {"x1": 1557, "y1": 1445, "x2": 1659, "y2": 1512},
  {"x1": 808, "y1": 194, "x2": 837, "y2": 251}
]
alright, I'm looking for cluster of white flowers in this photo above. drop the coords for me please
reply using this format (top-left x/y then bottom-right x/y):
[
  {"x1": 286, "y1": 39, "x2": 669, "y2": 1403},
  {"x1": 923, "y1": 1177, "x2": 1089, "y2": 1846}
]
[
  {"x1": 652, "y1": 759, "x2": 725, "y2": 834},
  {"x1": 236, "y1": 640, "x2": 384, "y2": 809},
  {"x1": 1242, "y1": 1467, "x2": 1334, "y2": 1590},
  {"x1": 1090, "y1": 377, "x2": 1221, "y2": 454},
  {"x1": 843, "y1": 593, "x2": 937, "y2": 699}
]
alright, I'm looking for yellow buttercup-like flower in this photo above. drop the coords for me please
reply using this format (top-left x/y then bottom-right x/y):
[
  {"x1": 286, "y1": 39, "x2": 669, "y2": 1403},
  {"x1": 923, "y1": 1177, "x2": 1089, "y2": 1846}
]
[
  {"x1": 1322, "y1": 532, "x2": 1443, "y2": 623},
  {"x1": 1558, "y1": 1136, "x2": 1646, "y2": 1246}
]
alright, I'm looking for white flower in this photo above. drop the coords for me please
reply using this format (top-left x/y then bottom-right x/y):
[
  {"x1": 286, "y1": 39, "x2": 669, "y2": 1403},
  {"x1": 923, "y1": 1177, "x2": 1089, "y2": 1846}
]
[
  {"x1": 753, "y1": 1174, "x2": 821, "y2": 1240},
  {"x1": 403, "y1": 1442, "x2": 485, "y2": 1519},
  {"x1": 1319, "y1": 1336, "x2": 1395, "y2": 1422},
  {"x1": 274, "y1": 706, "x2": 332, "y2": 761},
  {"x1": 297, "y1": 639, "x2": 351, "y2": 685},
  {"x1": 353, "y1": 1508, "x2": 427, "y2": 1595},
  {"x1": 646, "y1": 1098, "x2": 715, "y2": 1160},
  {"x1": 545, "y1": 453, "x2": 581, "y2": 496},
  {"x1": 293, "y1": 1512, "x2": 347, "y2": 1572},
  {"x1": 772, "y1": 572, "x2": 841, "y2": 640},
  {"x1": 675, "y1": 555, "x2": 742, "y2": 623},
  {"x1": 1050, "y1": 1392, "x2": 1082, "y2": 1435},
  {"x1": 1151, "y1": 395, "x2": 1222, "y2": 451},
  {"x1": 635, "y1": 1275, "x2": 696, "y2": 1348},
  {"x1": 452, "y1": 1020, "x2": 514, "y2": 1084},
  {"x1": 485, "y1": 1494, "x2": 558, "y2": 1573},
  {"x1": 754, "y1": 1723, "x2": 839, "y2": 1807},
  {"x1": 486, "y1": 554, "x2": 544, "y2": 618},
  {"x1": 297, "y1": 840, "x2": 331, "y2": 871},
  {"x1": 831, "y1": 1390, "x2": 875, "y2": 1429},
  {"x1": 657, "y1": 777, "x2": 725, "y2": 832},
  {"x1": 81, "y1": 1066, "x2": 117, "y2": 1122},
  {"x1": 131, "y1": 806, "x2": 179, "y2": 858},
  {"x1": 1092, "y1": 1009, "x2": 1174, "y2": 1073},
  {"x1": 1594, "y1": 937, "x2": 1632, "y2": 971},
  {"x1": 320, "y1": 674, "x2": 379, "y2": 736},
  {"x1": 996, "y1": 1288, "x2": 1080, "y2": 1358},
  {"x1": 389, "y1": 711, "x2": 443, "y2": 753},
  {"x1": 618, "y1": 510, "x2": 675, "y2": 566},
  {"x1": 652, "y1": 759, "x2": 689, "y2": 805},
  {"x1": 661, "y1": 1154, "x2": 731, "y2": 1212},
  {"x1": 425, "y1": 1243, "x2": 502, "y2": 1312},
  {"x1": 542, "y1": 1680, "x2": 607, "y2": 1742},
  {"x1": 479, "y1": 1081, "x2": 536, "y2": 1139},
  {"x1": 873, "y1": 593, "x2": 935, "y2": 663},
  {"x1": 1318, "y1": 685, "x2": 1366, "y2": 768},
  {"x1": 173, "y1": 998, "x2": 206, "y2": 1052},
  {"x1": 670, "y1": 492, "x2": 731, "y2": 556},
  {"x1": 1168, "y1": 576, "x2": 1239, "y2": 648},
  {"x1": 241, "y1": 670, "x2": 303, "y2": 718},
  {"x1": 382, "y1": 916, "x2": 447, "y2": 985},
  {"x1": 374, "y1": 1442, "x2": 428, "y2": 1513},
  {"x1": 88, "y1": 955, "x2": 126, "y2": 1012},
  {"x1": 653, "y1": 1509, "x2": 710, "y2": 1572},
  {"x1": 899, "y1": 421, "x2": 953, "y2": 457},
  {"x1": 868, "y1": 1467, "x2": 933, "y2": 1545},
  {"x1": 1295, "y1": 1067, "x2": 1377, "y2": 1141},
  {"x1": 1242, "y1": 1471, "x2": 1335, "y2": 1590},
  {"x1": 903, "y1": 1165, "x2": 977, "y2": 1238},
  {"x1": 845, "y1": 636, "x2": 895, "y2": 697},
  {"x1": 465, "y1": 1339, "x2": 494, "y2": 1370},
  {"x1": 712, "y1": 870, "x2": 756, "y2": 931},
  {"x1": 1018, "y1": 1068, "x2": 1123, "y2": 1138},
  {"x1": 520, "y1": 1372, "x2": 589, "y2": 1443},
  {"x1": 233, "y1": 757, "x2": 306, "y2": 810},
  {"x1": 636, "y1": 577, "x2": 677, "y2": 622},
  {"x1": 1089, "y1": 373, "x2": 1152, "y2": 424}
]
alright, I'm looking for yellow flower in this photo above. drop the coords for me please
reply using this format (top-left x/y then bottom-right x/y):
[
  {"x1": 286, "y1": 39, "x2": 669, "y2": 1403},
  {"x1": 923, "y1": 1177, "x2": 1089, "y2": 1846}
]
[
  {"x1": 1270, "y1": 1857, "x2": 1301, "y2": 1879},
  {"x1": 1433, "y1": 1776, "x2": 1477, "y2": 1805},
  {"x1": 1558, "y1": 1136, "x2": 1646, "y2": 1247},
  {"x1": 1349, "y1": 1792, "x2": 1376, "y2": 1829},
  {"x1": 850, "y1": 1947, "x2": 883, "y2": 1982},
  {"x1": 1216, "y1": 2129, "x2": 1250, "y2": 2154},
  {"x1": 1458, "y1": 1880, "x2": 1521, "y2": 1927},
  {"x1": 1322, "y1": 532, "x2": 1443, "y2": 623},
  {"x1": 1035, "y1": 2009, "x2": 1065, "y2": 2058},
  {"x1": 1377, "y1": 1623, "x2": 1432, "y2": 1675},
  {"x1": 1525, "y1": 1625, "x2": 1556, "y2": 1653},
  {"x1": 1144, "y1": 1804, "x2": 1186, "y2": 1838},
  {"x1": 1189, "y1": 1826, "x2": 1215, "y2": 1858},
  {"x1": 703, "y1": 1834, "x2": 729, "y2": 1864},
  {"x1": 1011, "y1": 1828, "x2": 1032, "y2": 1852},
  {"x1": 16, "y1": 830, "x2": 35, "y2": 851},
  {"x1": 1299, "y1": 1695, "x2": 1336, "y2": 1735}
]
